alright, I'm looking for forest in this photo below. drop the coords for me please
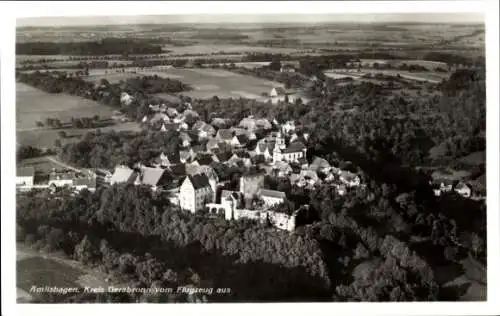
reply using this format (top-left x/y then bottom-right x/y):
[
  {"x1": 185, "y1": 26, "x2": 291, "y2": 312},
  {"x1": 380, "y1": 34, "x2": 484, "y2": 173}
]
[{"x1": 16, "y1": 38, "x2": 164, "y2": 55}]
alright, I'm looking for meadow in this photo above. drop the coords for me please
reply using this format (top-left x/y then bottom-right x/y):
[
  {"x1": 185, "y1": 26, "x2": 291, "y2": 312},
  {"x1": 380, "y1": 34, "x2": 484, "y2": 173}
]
[
  {"x1": 137, "y1": 67, "x2": 284, "y2": 101},
  {"x1": 16, "y1": 82, "x2": 141, "y2": 148},
  {"x1": 16, "y1": 82, "x2": 115, "y2": 130}
]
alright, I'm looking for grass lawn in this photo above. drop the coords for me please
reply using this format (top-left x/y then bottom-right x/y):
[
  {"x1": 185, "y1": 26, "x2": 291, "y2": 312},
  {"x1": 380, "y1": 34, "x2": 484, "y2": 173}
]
[
  {"x1": 17, "y1": 256, "x2": 84, "y2": 292},
  {"x1": 144, "y1": 68, "x2": 283, "y2": 101},
  {"x1": 16, "y1": 82, "x2": 116, "y2": 130}
]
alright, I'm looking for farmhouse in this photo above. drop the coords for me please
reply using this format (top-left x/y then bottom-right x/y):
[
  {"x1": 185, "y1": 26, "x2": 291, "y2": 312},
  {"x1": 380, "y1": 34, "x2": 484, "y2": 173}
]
[
  {"x1": 16, "y1": 166, "x2": 35, "y2": 189},
  {"x1": 270, "y1": 87, "x2": 297, "y2": 104},
  {"x1": 135, "y1": 166, "x2": 169, "y2": 191},
  {"x1": 110, "y1": 165, "x2": 138, "y2": 185},
  {"x1": 48, "y1": 171, "x2": 76, "y2": 187},
  {"x1": 179, "y1": 174, "x2": 214, "y2": 213}
]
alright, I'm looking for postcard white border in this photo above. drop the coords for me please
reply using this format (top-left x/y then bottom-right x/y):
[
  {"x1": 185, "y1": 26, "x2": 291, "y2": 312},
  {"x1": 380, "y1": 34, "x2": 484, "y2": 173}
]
[{"x1": 1, "y1": 1, "x2": 499, "y2": 316}]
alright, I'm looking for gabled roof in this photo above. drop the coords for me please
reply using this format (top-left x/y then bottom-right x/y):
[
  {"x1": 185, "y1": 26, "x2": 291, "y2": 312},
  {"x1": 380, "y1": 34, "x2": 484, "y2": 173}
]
[
  {"x1": 206, "y1": 138, "x2": 220, "y2": 149},
  {"x1": 235, "y1": 134, "x2": 249, "y2": 145},
  {"x1": 187, "y1": 174, "x2": 211, "y2": 190},
  {"x1": 74, "y1": 177, "x2": 97, "y2": 187},
  {"x1": 455, "y1": 182, "x2": 471, "y2": 190},
  {"x1": 259, "y1": 188, "x2": 286, "y2": 200},
  {"x1": 139, "y1": 167, "x2": 167, "y2": 186},
  {"x1": 49, "y1": 171, "x2": 76, "y2": 181},
  {"x1": 217, "y1": 129, "x2": 233, "y2": 140},
  {"x1": 283, "y1": 142, "x2": 306, "y2": 154},
  {"x1": 192, "y1": 120, "x2": 206, "y2": 130},
  {"x1": 110, "y1": 165, "x2": 137, "y2": 183},
  {"x1": 17, "y1": 166, "x2": 35, "y2": 177}
]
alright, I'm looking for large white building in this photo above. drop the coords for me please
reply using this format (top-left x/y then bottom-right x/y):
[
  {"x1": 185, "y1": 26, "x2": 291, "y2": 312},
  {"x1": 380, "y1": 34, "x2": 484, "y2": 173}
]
[
  {"x1": 273, "y1": 141, "x2": 307, "y2": 163},
  {"x1": 16, "y1": 167, "x2": 35, "y2": 189},
  {"x1": 179, "y1": 174, "x2": 214, "y2": 213}
]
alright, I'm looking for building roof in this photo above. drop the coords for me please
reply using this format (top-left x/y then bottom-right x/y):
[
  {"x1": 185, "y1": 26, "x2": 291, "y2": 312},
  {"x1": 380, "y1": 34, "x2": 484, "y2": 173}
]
[
  {"x1": 217, "y1": 129, "x2": 233, "y2": 140},
  {"x1": 17, "y1": 166, "x2": 35, "y2": 177},
  {"x1": 230, "y1": 127, "x2": 247, "y2": 136},
  {"x1": 235, "y1": 134, "x2": 249, "y2": 145},
  {"x1": 255, "y1": 118, "x2": 272, "y2": 129},
  {"x1": 206, "y1": 138, "x2": 220, "y2": 149},
  {"x1": 259, "y1": 189, "x2": 286, "y2": 200},
  {"x1": 179, "y1": 132, "x2": 192, "y2": 142},
  {"x1": 74, "y1": 177, "x2": 97, "y2": 187},
  {"x1": 187, "y1": 174, "x2": 211, "y2": 190},
  {"x1": 283, "y1": 142, "x2": 306, "y2": 154},
  {"x1": 455, "y1": 182, "x2": 471, "y2": 191},
  {"x1": 166, "y1": 107, "x2": 178, "y2": 117},
  {"x1": 139, "y1": 167, "x2": 167, "y2": 186},
  {"x1": 340, "y1": 171, "x2": 358, "y2": 182},
  {"x1": 185, "y1": 161, "x2": 200, "y2": 175},
  {"x1": 110, "y1": 165, "x2": 137, "y2": 183},
  {"x1": 49, "y1": 171, "x2": 76, "y2": 181}
]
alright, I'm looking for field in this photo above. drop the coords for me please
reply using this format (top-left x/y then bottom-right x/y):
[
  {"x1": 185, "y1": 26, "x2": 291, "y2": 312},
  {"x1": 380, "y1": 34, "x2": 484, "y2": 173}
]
[
  {"x1": 16, "y1": 245, "x2": 114, "y2": 303},
  {"x1": 16, "y1": 82, "x2": 141, "y2": 148},
  {"x1": 16, "y1": 83, "x2": 116, "y2": 130},
  {"x1": 324, "y1": 68, "x2": 449, "y2": 83},
  {"x1": 137, "y1": 67, "x2": 284, "y2": 101}
]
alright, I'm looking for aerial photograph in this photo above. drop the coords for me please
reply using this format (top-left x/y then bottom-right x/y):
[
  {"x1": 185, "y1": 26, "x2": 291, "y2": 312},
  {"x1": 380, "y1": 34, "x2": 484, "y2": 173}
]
[{"x1": 14, "y1": 11, "x2": 486, "y2": 304}]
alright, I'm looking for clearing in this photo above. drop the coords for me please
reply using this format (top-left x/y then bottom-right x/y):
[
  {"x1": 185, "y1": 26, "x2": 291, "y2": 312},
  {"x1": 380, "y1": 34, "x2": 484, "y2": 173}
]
[{"x1": 16, "y1": 82, "x2": 140, "y2": 148}]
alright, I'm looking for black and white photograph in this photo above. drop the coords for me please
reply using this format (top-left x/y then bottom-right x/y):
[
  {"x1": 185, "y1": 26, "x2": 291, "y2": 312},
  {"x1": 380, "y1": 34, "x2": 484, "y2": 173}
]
[{"x1": 1, "y1": 1, "x2": 499, "y2": 315}]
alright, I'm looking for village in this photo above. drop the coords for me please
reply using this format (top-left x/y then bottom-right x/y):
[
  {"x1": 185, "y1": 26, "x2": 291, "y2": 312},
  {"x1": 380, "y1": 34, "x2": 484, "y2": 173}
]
[{"x1": 16, "y1": 97, "x2": 479, "y2": 232}]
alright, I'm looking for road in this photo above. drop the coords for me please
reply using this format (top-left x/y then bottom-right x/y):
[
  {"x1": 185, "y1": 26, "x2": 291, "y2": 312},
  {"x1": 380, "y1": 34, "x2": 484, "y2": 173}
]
[{"x1": 46, "y1": 156, "x2": 81, "y2": 172}]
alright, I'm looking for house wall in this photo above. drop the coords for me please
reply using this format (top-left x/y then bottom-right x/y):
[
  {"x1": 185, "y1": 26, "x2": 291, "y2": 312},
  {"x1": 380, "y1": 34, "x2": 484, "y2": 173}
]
[
  {"x1": 16, "y1": 176, "x2": 34, "y2": 187},
  {"x1": 239, "y1": 174, "x2": 265, "y2": 199},
  {"x1": 48, "y1": 179, "x2": 74, "y2": 187},
  {"x1": 261, "y1": 196, "x2": 284, "y2": 207},
  {"x1": 179, "y1": 180, "x2": 196, "y2": 213}
]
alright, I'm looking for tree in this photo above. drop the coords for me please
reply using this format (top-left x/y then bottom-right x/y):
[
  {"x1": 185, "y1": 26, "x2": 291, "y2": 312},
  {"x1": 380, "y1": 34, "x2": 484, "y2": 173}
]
[
  {"x1": 269, "y1": 60, "x2": 281, "y2": 71},
  {"x1": 74, "y1": 235, "x2": 98, "y2": 264}
]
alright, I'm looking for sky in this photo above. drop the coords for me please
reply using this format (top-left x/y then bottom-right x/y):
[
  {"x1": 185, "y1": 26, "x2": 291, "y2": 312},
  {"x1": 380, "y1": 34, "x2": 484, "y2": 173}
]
[{"x1": 17, "y1": 13, "x2": 485, "y2": 28}]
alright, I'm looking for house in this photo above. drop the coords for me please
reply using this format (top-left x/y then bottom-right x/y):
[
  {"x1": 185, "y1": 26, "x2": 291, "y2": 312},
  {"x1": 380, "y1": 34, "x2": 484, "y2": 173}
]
[
  {"x1": 179, "y1": 174, "x2": 214, "y2": 213},
  {"x1": 110, "y1": 165, "x2": 138, "y2": 185},
  {"x1": 270, "y1": 87, "x2": 297, "y2": 104},
  {"x1": 231, "y1": 134, "x2": 249, "y2": 148},
  {"x1": 154, "y1": 152, "x2": 174, "y2": 168},
  {"x1": 309, "y1": 157, "x2": 331, "y2": 173},
  {"x1": 281, "y1": 121, "x2": 296, "y2": 135},
  {"x1": 185, "y1": 161, "x2": 201, "y2": 176},
  {"x1": 16, "y1": 166, "x2": 35, "y2": 189},
  {"x1": 280, "y1": 64, "x2": 296, "y2": 73},
  {"x1": 211, "y1": 117, "x2": 230, "y2": 129},
  {"x1": 226, "y1": 154, "x2": 252, "y2": 168},
  {"x1": 254, "y1": 142, "x2": 275, "y2": 161},
  {"x1": 195, "y1": 165, "x2": 219, "y2": 202},
  {"x1": 258, "y1": 189, "x2": 286, "y2": 207},
  {"x1": 273, "y1": 141, "x2": 307, "y2": 163},
  {"x1": 166, "y1": 107, "x2": 179, "y2": 118},
  {"x1": 180, "y1": 148, "x2": 197, "y2": 163},
  {"x1": 339, "y1": 171, "x2": 361, "y2": 187},
  {"x1": 73, "y1": 176, "x2": 97, "y2": 192},
  {"x1": 160, "y1": 123, "x2": 181, "y2": 132},
  {"x1": 256, "y1": 118, "x2": 272, "y2": 130},
  {"x1": 135, "y1": 166, "x2": 169, "y2": 191},
  {"x1": 216, "y1": 129, "x2": 234, "y2": 144},
  {"x1": 150, "y1": 113, "x2": 170, "y2": 125},
  {"x1": 454, "y1": 182, "x2": 472, "y2": 198},
  {"x1": 179, "y1": 132, "x2": 192, "y2": 147},
  {"x1": 239, "y1": 116, "x2": 257, "y2": 130},
  {"x1": 192, "y1": 121, "x2": 216, "y2": 139},
  {"x1": 48, "y1": 171, "x2": 76, "y2": 187},
  {"x1": 272, "y1": 161, "x2": 293, "y2": 177}
]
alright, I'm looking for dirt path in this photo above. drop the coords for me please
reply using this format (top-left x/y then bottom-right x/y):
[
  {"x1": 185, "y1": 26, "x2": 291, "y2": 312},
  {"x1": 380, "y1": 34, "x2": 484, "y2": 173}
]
[{"x1": 46, "y1": 156, "x2": 81, "y2": 172}]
